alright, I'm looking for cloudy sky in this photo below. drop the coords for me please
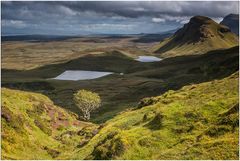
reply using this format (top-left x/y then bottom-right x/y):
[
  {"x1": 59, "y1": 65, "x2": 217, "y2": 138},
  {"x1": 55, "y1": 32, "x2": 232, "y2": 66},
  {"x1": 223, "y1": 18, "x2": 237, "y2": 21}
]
[{"x1": 1, "y1": 1, "x2": 239, "y2": 35}]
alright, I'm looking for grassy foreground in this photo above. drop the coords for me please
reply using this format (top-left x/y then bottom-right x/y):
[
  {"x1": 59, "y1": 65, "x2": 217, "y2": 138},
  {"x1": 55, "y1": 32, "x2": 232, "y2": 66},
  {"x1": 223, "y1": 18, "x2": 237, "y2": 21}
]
[
  {"x1": 1, "y1": 88, "x2": 97, "y2": 159},
  {"x1": 1, "y1": 71, "x2": 239, "y2": 159},
  {"x1": 71, "y1": 72, "x2": 239, "y2": 160}
]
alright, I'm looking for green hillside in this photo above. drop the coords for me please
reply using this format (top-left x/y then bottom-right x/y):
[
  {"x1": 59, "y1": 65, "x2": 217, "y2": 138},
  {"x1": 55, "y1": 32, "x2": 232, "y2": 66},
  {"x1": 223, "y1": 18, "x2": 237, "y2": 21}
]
[
  {"x1": 1, "y1": 71, "x2": 239, "y2": 160},
  {"x1": 154, "y1": 16, "x2": 238, "y2": 57},
  {"x1": 70, "y1": 72, "x2": 239, "y2": 160},
  {"x1": 1, "y1": 88, "x2": 97, "y2": 159},
  {"x1": 2, "y1": 47, "x2": 238, "y2": 124}
]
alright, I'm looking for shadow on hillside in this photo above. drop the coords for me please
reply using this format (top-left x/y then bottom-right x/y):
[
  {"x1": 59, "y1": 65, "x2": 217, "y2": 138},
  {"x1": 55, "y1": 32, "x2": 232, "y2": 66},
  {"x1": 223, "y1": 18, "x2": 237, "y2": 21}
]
[{"x1": 2, "y1": 46, "x2": 239, "y2": 123}]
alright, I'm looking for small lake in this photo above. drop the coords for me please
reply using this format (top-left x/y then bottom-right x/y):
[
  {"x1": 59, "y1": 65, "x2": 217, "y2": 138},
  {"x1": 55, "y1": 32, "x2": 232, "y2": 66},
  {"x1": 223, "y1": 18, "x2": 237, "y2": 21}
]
[
  {"x1": 135, "y1": 56, "x2": 162, "y2": 62},
  {"x1": 53, "y1": 70, "x2": 113, "y2": 81}
]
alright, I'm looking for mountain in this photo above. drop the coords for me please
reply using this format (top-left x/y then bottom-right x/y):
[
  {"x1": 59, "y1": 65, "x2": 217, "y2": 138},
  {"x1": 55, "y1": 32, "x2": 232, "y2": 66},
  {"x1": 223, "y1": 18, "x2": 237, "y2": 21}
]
[
  {"x1": 153, "y1": 16, "x2": 238, "y2": 58},
  {"x1": 132, "y1": 29, "x2": 178, "y2": 43},
  {"x1": 220, "y1": 14, "x2": 239, "y2": 35},
  {"x1": 1, "y1": 35, "x2": 80, "y2": 42},
  {"x1": 132, "y1": 33, "x2": 173, "y2": 43}
]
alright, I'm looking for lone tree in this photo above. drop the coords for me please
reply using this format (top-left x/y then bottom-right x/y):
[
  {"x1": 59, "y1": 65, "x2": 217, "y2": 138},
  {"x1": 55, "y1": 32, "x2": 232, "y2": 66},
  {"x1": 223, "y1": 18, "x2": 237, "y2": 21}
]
[{"x1": 73, "y1": 90, "x2": 101, "y2": 120}]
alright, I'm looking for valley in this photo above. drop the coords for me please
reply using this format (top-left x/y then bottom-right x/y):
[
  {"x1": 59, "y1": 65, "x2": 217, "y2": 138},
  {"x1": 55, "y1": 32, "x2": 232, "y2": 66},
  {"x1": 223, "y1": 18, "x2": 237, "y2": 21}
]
[
  {"x1": 1, "y1": 13, "x2": 239, "y2": 160},
  {"x1": 2, "y1": 45, "x2": 239, "y2": 123}
]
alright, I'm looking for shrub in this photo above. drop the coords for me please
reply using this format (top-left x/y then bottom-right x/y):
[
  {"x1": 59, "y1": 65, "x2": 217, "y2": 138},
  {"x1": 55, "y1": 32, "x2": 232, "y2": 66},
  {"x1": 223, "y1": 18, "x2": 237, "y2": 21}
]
[
  {"x1": 137, "y1": 98, "x2": 155, "y2": 109},
  {"x1": 1, "y1": 106, "x2": 12, "y2": 122},
  {"x1": 205, "y1": 125, "x2": 231, "y2": 137},
  {"x1": 26, "y1": 104, "x2": 45, "y2": 118},
  {"x1": 57, "y1": 125, "x2": 65, "y2": 131},
  {"x1": 92, "y1": 136, "x2": 125, "y2": 160},
  {"x1": 218, "y1": 103, "x2": 239, "y2": 130},
  {"x1": 219, "y1": 103, "x2": 239, "y2": 116},
  {"x1": 43, "y1": 146, "x2": 60, "y2": 158},
  {"x1": 77, "y1": 127, "x2": 99, "y2": 138},
  {"x1": 2, "y1": 106, "x2": 24, "y2": 133},
  {"x1": 138, "y1": 137, "x2": 153, "y2": 147},
  {"x1": 73, "y1": 90, "x2": 101, "y2": 120},
  {"x1": 147, "y1": 113, "x2": 164, "y2": 130},
  {"x1": 172, "y1": 124, "x2": 194, "y2": 134},
  {"x1": 34, "y1": 119, "x2": 52, "y2": 136},
  {"x1": 218, "y1": 114, "x2": 239, "y2": 130},
  {"x1": 143, "y1": 114, "x2": 148, "y2": 122},
  {"x1": 76, "y1": 139, "x2": 89, "y2": 148}
]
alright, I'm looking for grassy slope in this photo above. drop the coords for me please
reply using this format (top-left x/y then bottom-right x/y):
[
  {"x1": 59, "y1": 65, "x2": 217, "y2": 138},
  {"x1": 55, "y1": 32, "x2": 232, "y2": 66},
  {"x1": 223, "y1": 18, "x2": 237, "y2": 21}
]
[
  {"x1": 72, "y1": 72, "x2": 239, "y2": 160},
  {"x1": 1, "y1": 37, "x2": 151, "y2": 70},
  {"x1": 1, "y1": 50, "x2": 158, "y2": 123},
  {"x1": 2, "y1": 47, "x2": 239, "y2": 124},
  {"x1": 1, "y1": 88, "x2": 97, "y2": 160},
  {"x1": 153, "y1": 16, "x2": 238, "y2": 58}
]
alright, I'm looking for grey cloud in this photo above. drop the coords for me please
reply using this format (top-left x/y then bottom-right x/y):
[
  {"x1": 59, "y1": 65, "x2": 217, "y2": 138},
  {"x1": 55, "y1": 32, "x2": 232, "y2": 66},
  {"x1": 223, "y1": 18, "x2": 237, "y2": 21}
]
[
  {"x1": 1, "y1": 1, "x2": 238, "y2": 35},
  {"x1": 53, "y1": 1, "x2": 239, "y2": 18},
  {"x1": 2, "y1": 1, "x2": 239, "y2": 20}
]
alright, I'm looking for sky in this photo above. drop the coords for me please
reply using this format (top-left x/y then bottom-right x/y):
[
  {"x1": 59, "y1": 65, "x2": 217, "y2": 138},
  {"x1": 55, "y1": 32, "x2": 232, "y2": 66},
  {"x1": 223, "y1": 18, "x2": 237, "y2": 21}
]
[{"x1": 1, "y1": 1, "x2": 239, "y2": 35}]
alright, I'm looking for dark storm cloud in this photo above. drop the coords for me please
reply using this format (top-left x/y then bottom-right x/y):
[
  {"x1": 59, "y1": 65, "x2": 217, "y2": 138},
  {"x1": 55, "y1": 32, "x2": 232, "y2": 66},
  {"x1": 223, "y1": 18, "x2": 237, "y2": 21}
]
[
  {"x1": 57, "y1": 1, "x2": 239, "y2": 18},
  {"x1": 2, "y1": 1, "x2": 239, "y2": 19},
  {"x1": 1, "y1": 1, "x2": 239, "y2": 35}
]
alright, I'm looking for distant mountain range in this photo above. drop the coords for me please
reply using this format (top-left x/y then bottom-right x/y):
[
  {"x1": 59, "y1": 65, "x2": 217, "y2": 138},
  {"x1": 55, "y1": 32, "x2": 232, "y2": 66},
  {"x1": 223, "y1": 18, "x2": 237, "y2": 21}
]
[
  {"x1": 1, "y1": 29, "x2": 178, "y2": 43},
  {"x1": 153, "y1": 15, "x2": 238, "y2": 57},
  {"x1": 1, "y1": 35, "x2": 80, "y2": 42},
  {"x1": 130, "y1": 29, "x2": 178, "y2": 43},
  {"x1": 220, "y1": 14, "x2": 239, "y2": 35}
]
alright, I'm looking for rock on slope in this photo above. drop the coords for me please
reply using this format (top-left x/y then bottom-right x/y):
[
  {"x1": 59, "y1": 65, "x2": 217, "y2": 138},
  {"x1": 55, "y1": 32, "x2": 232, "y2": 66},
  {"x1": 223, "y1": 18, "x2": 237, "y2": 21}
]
[
  {"x1": 220, "y1": 14, "x2": 239, "y2": 35},
  {"x1": 154, "y1": 16, "x2": 238, "y2": 57}
]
